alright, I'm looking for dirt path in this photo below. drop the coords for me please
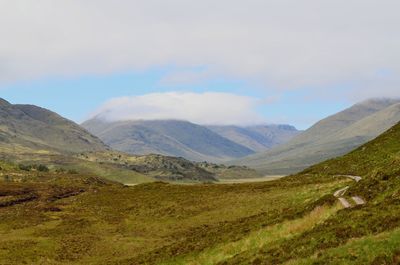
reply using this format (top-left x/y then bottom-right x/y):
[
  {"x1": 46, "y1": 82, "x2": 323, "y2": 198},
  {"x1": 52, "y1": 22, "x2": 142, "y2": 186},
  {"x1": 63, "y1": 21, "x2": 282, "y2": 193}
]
[
  {"x1": 333, "y1": 186, "x2": 349, "y2": 197},
  {"x1": 352, "y1": 196, "x2": 366, "y2": 205},
  {"x1": 337, "y1": 175, "x2": 362, "y2": 182},
  {"x1": 334, "y1": 175, "x2": 365, "y2": 208},
  {"x1": 338, "y1": 197, "x2": 352, "y2": 208}
]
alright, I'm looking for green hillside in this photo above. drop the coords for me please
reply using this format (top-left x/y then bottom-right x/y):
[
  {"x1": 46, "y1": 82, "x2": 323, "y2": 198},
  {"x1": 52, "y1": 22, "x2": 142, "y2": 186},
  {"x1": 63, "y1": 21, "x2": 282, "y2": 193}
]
[{"x1": 218, "y1": 121, "x2": 400, "y2": 264}]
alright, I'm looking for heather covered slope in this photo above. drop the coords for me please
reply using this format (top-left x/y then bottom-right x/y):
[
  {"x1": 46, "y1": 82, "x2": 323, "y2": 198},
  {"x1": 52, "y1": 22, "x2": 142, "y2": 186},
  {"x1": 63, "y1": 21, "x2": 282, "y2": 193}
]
[
  {"x1": 235, "y1": 98, "x2": 400, "y2": 174},
  {"x1": 0, "y1": 98, "x2": 107, "y2": 154},
  {"x1": 217, "y1": 122, "x2": 400, "y2": 264},
  {"x1": 82, "y1": 119, "x2": 255, "y2": 162}
]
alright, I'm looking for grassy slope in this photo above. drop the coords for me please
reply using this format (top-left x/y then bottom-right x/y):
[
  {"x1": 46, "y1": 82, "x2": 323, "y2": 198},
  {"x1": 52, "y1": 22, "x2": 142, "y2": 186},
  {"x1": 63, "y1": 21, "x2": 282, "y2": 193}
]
[
  {"x1": 0, "y1": 161, "x2": 344, "y2": 265},
  {"x1": 0, "y1": 151, "x2": 155, "y2": 184},
  {"x1": 215, "y1": 122, "x2": 400, "y2": 264}
]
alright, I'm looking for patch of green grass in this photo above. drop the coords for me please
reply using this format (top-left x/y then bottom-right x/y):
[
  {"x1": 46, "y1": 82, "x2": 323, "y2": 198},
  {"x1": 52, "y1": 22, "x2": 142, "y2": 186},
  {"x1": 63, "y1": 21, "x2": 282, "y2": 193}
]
[
  {"x1": 288, "y1": 227, "x2": 400, "y2": 265},
  {"x1": 69, "y1": 159, "x2": 154, "y2": 184}
]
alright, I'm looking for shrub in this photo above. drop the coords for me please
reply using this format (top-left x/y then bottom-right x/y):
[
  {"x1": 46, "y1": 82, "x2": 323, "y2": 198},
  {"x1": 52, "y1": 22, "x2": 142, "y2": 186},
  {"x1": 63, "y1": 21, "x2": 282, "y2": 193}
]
[
  {"x1": 37, "y1": 164, "x2": 49, "y2": 172},
  {"x1": 19, "y1": 164, "x2": 32, "y2": 171},
  {"x1": 55, "y1": 168, "x2": 66, "y2": 173}
]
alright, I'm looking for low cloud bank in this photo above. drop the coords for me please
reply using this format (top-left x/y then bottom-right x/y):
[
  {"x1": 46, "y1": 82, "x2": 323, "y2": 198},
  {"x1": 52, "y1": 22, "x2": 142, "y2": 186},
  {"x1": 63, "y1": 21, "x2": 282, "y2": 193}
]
[{"x1": 90, "y1": 92, "x2": 265, "y2": 125}]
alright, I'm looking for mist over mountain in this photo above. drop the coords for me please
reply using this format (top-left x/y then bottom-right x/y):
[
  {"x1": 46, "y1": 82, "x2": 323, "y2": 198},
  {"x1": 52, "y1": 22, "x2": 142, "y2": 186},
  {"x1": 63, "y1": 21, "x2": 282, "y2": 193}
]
[{"x1": 234, "y1": 98, "x2": 400, "y2": 174}]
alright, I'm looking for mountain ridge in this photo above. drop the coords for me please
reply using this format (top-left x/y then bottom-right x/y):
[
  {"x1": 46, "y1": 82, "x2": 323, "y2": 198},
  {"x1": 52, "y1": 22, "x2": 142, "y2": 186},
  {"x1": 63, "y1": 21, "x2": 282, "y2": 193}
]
[
  {"x1": 234, "y1": 98, "x2": 400, "y2": 174},
  {"x1": 82, "y1": 119, "x2": 255, "y2": 162},
  {"x1": 82, "y1": 118, "x2": 301, "y2": 163}
]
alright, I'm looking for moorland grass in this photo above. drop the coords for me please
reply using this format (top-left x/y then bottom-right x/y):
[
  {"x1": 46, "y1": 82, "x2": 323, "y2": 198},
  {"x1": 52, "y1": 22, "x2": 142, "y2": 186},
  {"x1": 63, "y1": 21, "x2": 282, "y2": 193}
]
[
  {"x1": 0, "y1": 167, "x2": 345, "y2": 265},
  {"x1": 161, "y1": 203, "x2": 341, "y2": 265},
  {"x1": 287, "y1": 227, "x2": 400, "y2": 265}
]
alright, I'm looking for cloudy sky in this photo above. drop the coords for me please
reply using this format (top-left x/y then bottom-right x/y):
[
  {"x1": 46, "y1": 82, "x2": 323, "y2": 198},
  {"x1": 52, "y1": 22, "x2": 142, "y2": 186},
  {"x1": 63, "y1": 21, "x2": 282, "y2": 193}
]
[{"x1": 0, "y1": 0, "x2": 399, "y2": 128}]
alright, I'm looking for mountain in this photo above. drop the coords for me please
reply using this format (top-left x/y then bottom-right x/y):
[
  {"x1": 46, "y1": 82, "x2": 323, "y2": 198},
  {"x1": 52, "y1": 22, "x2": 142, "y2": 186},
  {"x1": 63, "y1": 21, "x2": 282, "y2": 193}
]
[
  {"x1": 82, "y1": 119, "x2": 255, "y2": 162},
  {"x1": 207, "y1": 124, "x2": 301, "y2": 152},
  {"x1": 0, "y1": 98, "x2": 107, "y2": 153},
  {"x1": 234, "y1": 98, "x2": 400, "y2": 174}
]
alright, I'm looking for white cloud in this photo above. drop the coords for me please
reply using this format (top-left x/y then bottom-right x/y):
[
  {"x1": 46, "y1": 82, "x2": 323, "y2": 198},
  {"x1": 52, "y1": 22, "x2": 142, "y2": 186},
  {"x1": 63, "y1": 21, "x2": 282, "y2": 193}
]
[
  {"x1": 90, "y1": 92, "x2": 265, "y2": 125},
  {"x1": 0, "y1": 0, "x2": 400, "y2": 99}
]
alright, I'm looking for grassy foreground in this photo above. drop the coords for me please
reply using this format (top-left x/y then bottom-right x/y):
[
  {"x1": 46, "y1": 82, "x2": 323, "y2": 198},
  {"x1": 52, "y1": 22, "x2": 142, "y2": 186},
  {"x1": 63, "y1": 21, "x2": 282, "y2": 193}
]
[{"x1": 0, "y1": 161, "x2": 345, "y2": 265}]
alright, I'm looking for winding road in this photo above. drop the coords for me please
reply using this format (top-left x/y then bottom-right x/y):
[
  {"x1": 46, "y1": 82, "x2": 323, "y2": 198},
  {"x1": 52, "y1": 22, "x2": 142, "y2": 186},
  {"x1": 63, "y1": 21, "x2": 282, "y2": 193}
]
[{"x1": 334, "y1": 175, "x2": 365, "y2": 208}]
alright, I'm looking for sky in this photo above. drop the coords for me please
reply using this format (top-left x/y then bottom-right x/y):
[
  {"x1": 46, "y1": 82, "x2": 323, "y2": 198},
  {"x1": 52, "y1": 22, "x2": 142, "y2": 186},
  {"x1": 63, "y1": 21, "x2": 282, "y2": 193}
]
[{"x1": 0, "y1": 0, "x2": 399, "y2": 129}]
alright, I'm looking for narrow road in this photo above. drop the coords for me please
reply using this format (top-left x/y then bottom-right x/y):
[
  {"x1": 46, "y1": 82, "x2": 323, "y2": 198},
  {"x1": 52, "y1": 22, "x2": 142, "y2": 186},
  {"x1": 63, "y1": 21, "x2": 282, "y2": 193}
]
[
  {"x1": 338, "y1": 175, "x2": 362, "y2": 182},
  {"x1": 338, "y1": 197, "x2": 352, "y2": 208},
  {"x1": 333, "y1": 186, "x2": 349, "y2": 197},
  {"x1": 334, "y1": 175, "x2": 365, "y2": 208}
]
